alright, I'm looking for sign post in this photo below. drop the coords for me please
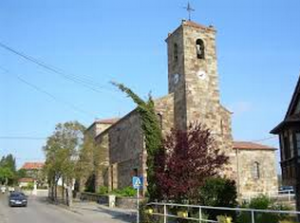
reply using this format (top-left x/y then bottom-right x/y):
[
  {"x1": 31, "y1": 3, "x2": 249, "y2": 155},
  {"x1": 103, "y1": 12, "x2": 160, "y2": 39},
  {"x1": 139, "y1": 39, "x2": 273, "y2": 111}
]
[{"x1": 132, "y1": 176, "x2": 143, "y2": 223}]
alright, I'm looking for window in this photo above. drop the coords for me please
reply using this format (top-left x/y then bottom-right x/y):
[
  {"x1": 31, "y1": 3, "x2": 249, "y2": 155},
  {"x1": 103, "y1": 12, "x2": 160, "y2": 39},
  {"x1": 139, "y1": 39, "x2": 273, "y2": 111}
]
[
  {"x1": 174, "y1": 43, "x2": 178, "y2": 61},
  {"x1": 283, "y1": 131, "x2": 290, "y2": 159},
  {"x1": 196, "y1": 39, "x2": 205, "y2": 59},
  {"x1": 296, "y1": 133, "x2": 300, "y2": 157},
  {"x1": 157, "y1": 113, "x2": 163, "y2": 130},
  {"x1": 289, "y1": 131, "x2": 295, "y2": 158},
  {"x1": 220, "y1": 120, "x2": 224, "y2": 135},
  {"x1": 280, "y1": 134, "x2": 285, "y2": 160},
  {"x1": 252, "y1": 162, "x2": 260, "y2": 180}
]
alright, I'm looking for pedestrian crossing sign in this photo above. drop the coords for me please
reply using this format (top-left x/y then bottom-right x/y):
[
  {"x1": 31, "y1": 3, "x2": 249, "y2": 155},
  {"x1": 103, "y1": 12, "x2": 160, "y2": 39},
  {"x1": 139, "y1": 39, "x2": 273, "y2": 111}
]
[{"x1": 132, "y1": 176, "x2": 143, "y2": 189}]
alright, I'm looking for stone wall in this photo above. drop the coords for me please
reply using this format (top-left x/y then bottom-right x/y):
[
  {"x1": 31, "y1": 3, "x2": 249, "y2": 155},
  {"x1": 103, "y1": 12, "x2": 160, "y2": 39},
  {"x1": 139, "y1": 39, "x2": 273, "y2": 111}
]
[
  {"x1": 154, "y1": 93, "x2": 174, "y2": 135},
  {"x1": 108, "y1": 110, "x2": 144, "y2": 191},
  {"x1": 94, "y1": 132, "x2": 110, "y2": 191},
  {"x1": 235, "y1": 149, "x2": 278, "y2": 198}
]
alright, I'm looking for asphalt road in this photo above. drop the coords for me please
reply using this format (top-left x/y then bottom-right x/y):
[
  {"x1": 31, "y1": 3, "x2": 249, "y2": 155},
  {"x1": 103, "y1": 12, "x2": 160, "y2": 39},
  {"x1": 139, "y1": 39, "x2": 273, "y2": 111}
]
[
  {"x1": 0, "y1": 194, "x2": 85, "y2": 223},
  {"x1": 0, "y1": 194, "x2": 134, "y2": 223}
]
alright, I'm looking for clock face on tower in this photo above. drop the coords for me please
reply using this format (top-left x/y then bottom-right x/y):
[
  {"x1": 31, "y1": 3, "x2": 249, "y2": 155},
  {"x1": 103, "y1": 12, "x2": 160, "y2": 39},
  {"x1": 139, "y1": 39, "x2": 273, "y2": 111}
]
[
  {"x1": 197, "y1": 70, "x2": 207, "y2": 80},
  {"x1": 173, "y1": 73, "x2": 180, "y2": 84}
]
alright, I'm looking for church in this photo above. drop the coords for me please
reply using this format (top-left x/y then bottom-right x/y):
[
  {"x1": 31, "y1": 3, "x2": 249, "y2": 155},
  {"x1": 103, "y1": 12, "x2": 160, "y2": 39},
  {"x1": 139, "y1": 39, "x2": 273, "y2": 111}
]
[{"x1": 85, "y1": 19, "x2": 278, "y2": 199}]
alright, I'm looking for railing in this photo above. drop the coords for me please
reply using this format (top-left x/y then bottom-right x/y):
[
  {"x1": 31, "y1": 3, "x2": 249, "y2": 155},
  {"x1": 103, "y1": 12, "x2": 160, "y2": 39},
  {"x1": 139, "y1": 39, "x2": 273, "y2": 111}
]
[
  {"x1": 144, "y1": 202, "x2": 300, "y2": 223},
  {"x1": 242, "y1": 190, "x2": 295, "y2": 203}
]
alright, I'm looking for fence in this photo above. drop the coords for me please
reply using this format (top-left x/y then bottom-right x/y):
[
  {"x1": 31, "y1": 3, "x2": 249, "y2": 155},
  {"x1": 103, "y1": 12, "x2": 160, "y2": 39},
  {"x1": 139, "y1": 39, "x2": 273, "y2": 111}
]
[
  {"x1": 144, "y1": 202, "x2": 300, "y2": 223},
  {"x1": 242, "y1": 190, "x2": 295, "y2": 203}
]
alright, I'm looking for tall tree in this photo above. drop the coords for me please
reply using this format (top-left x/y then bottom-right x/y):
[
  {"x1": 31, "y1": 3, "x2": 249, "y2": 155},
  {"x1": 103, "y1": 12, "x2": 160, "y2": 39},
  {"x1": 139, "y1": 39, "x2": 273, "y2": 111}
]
[
  {"x1": 43, "y1": 121, "x2": 85, "y2": 206},
  {"x1": 0, "y1": 154, "x2": 16, "y2": 172},
  {"x1": 155, "y1": 123, "x2": 229, "y2": 202},
  {"x1": 0, "y1": 154, "x2": 17, "y2": 185},
  {"x1": 75, "y1": 134, "x2": 95, "y2": 192},
  {"x1": 0, "y1": 167, "x2": 14, "y2": 185}
]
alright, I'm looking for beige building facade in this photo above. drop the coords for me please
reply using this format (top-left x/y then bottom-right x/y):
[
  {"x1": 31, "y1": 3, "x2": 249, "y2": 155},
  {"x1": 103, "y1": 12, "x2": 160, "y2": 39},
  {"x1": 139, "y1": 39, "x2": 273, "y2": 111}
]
[{"x1": 85, "y1": 20, "x2": 278, "y2": 198}]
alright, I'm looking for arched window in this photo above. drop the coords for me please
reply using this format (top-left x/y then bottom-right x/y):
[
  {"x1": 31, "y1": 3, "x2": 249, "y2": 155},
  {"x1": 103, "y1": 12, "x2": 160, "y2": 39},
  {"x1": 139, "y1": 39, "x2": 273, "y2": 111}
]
[
  {"x1": 174, "y1": 43, "x2": 178, "y2": 62},
  {"x1": 196, "y1": 39, "x2": 205, "y2": 59},
  {"x1": 220, "y1": 119, "x2": 224, "y2": 135},
  {"x1": 252, "y1": 162, "x2": 260, "y2": 179},
  {"x1": 157, "y1": 113, "x2": 163, "y2": 130}
]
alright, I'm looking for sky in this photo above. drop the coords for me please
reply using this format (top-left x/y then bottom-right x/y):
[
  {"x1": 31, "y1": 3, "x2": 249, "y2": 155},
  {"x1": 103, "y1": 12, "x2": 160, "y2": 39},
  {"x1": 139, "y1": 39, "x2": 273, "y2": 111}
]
[{"x1": 0, "y1": 0, "x2": 300, "y2": 169}]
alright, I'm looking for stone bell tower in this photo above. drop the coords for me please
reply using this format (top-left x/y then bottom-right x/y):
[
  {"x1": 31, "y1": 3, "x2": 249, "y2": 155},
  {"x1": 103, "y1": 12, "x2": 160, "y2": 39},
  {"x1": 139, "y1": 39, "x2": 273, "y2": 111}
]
[{"x1": 166, "y1": 20, "x2": 235, "y2": 177}]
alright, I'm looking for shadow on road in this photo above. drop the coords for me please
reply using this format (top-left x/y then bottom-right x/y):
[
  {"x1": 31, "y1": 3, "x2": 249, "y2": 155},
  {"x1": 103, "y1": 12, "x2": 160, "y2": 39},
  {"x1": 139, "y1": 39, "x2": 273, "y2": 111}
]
[{"x1": 75, "y1": 204, "x2": 136, "y2": 222}]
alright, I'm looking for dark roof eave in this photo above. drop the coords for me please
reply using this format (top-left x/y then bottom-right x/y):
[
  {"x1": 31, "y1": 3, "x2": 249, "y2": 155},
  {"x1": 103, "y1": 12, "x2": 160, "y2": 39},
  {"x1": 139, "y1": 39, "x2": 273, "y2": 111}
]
[
  {"x1": 270, "y1": 121, "x2": 285, "y2": 134},
  {"x1": 270, "y1": 120, "x2": 300, "y2": 134}
]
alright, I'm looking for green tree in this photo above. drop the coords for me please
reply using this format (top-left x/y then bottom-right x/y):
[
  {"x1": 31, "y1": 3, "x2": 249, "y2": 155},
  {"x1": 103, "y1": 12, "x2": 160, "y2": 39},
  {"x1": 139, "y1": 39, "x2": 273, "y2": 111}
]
[
  {"x1": 75, "y1": 134, "x2": 96, "y2": 192},
  {"x1": 0, "y1": 167, "x2": 14, "y2": 185},
  {"x1": 0, "y1": 154, "x2": 16, "y2": 172},
  {"x1": 0, "y1": 154, "x2": 17, "y2": 185},
  {"x1": 112, "y1": 82, "x2": 162, "y2": 201},
  {"x1": 16, "y1": 169, "x2": 27, "y2": 179},
  {"x1": 43, "y1": 121, "x2": 85, "y2": 206}
]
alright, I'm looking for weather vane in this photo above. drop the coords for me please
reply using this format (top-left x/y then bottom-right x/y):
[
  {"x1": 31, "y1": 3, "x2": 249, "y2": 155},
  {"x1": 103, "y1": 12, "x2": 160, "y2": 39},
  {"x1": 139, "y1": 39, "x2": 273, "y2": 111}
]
[{"x1": 184, "y1": 2, "x2": 195, "y2": 21}]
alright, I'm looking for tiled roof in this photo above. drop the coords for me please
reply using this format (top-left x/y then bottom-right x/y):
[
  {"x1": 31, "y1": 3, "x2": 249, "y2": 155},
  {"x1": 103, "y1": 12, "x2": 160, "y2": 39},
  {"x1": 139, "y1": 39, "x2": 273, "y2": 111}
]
[
  {"x1": 183, "y1": 20, "x2": 215, "y2": 31},
  {"x1": 96, "y1": 118, "x2": 120, "y2": 125},
  {"x1": 86, "y1": 117, "x2": 121, "y2": 133},
  {"x1": 18, "y1": 178, "x2": 34, "y2": 182},
  {"x1": 21, "y1": 162, "x2": 44, "y2": 170},
  {"x1": 233, "y1": 141, "x2": 276, "y2": 150}
]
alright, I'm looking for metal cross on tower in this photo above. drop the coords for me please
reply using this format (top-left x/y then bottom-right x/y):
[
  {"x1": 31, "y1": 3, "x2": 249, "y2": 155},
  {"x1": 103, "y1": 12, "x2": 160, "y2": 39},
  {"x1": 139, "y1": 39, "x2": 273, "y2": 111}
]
[{"x1": 184, "y1": 2, "x2": 195, "y2": 21}]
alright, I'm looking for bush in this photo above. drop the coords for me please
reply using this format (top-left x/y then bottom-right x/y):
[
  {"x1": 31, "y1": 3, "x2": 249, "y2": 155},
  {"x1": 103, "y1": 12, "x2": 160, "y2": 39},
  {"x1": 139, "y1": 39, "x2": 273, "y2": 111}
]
[
  {"x1": 199, "y1": 177, "x2": 237, "y2": 207},
  {"x1": 111, "y1": 186, "x2": 136, "y2": 197},
  {"x1": 22, "y1": 182, "x2": 34, "y2": 190},
  {"x1": 236, "y1": 195, "x2": 294, "y2": 223},
  {"x1": 139, "y1": 200, "x2": 164, "y2": 223},
  {"x1": 98, "y1": 186, "x2": 108, "y2": 195},
  {"x1": 217, "y1": 215, "x2": 233, "y2": 223},
  {"x1": 199, "y1": 177, "x2": 237, "y2": 221}
]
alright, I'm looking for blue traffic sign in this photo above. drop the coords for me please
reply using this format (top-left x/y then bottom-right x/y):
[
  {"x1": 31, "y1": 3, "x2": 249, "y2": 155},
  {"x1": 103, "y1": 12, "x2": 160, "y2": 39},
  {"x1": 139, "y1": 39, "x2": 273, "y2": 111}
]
[{"x1": 132, "y1": 176, "x2": 143, "y2": 189}]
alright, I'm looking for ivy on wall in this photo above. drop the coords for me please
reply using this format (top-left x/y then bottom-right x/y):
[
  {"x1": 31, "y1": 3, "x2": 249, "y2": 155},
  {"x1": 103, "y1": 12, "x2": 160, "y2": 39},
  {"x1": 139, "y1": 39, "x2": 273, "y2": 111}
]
[{"x1": 112, "y1": 82, "x2": 162, "y2": 200}]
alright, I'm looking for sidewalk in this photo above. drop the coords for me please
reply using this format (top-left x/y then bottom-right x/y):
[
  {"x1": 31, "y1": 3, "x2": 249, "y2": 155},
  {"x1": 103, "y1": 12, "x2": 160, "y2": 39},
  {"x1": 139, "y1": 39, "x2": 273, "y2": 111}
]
[{"x1": 68, "y1": 201, "x2": 137, "y2": 223}]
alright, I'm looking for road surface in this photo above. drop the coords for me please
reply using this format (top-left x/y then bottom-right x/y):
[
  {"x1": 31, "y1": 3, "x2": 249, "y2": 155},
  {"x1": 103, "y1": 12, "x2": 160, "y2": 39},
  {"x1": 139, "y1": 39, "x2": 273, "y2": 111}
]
[{"x1": 0, "y1": 194, "x2": 134, "y2": 223}]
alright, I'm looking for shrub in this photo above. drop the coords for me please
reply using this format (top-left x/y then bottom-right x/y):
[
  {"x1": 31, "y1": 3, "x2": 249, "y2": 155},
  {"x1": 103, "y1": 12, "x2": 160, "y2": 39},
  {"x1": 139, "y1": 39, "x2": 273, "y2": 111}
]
[
  {"x1": 111, "y1": 186, "x2": 136, "y2": 197},
  {"x1": 199, "y1": 177, "x2": 237, "y2": 207},
  {"x1": 139, "y1": 201, "x2": 164, "y2": 223},
  {"x1": 217, "y1": 215, "x2": 233, "y2": 223},
  {"x1": 22, "y1": 182, "x2": 34, "y2": 190},
  {"x1": 98, "y1": 186, "x2": 108, "y2": 195},
  {"x1": 198, "y1": 177, "x2": 237, "y2": 221},
  {"x1": 236, "y1": 195, "x2": 294, "y2": 223}
]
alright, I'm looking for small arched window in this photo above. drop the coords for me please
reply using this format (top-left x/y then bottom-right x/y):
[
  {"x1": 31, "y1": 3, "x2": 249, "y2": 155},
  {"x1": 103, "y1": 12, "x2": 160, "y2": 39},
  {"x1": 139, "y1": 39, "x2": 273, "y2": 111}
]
[
  {"x1": 157, "y1": 113, "x2": 163, "y2": 130},
  {"x1": 220, "y1": 120, "x2": 224, "y2": 135},
  {"x1": 252, "y1": 162, "x2": 260, "y2": 179},
  {"x1": 196, "y1": 39, "x2": 205, "y2": 59},
  {"x1": 174, "y1": 43, "x2": 178, "y2": 62}
]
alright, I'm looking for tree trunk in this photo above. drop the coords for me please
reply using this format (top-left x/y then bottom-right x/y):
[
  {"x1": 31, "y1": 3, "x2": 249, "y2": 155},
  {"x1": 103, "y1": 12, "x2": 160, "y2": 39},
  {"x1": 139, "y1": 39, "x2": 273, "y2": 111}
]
[
  {"x1": 50, "y1": 181, "x2": 54, "y2": 200},
  {"x1": 54, "y1": 183, "x2": 57, "y2": 201},
  {"x1": 67, "y1": 185, "x2": 72, "y2": 207},
  {"x1": 62, "y1": 177, "x2": 65, "y2": 204}
]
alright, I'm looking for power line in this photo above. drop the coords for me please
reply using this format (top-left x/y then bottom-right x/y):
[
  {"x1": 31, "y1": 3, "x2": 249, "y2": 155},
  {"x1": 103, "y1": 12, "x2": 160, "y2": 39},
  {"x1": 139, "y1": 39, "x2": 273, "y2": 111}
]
[
  {"x1": 251, "y1": 136, "x2": 277, "y2": 143},
  {"x1": 0, "y1": 66, "x2": 96, "y2": 118},
  {"x1": 0, "y1": 136, "x2": 47, "y2": 140},
  {"x1": 0, "y1": 41, "x2": 121, "y2": 98}
]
